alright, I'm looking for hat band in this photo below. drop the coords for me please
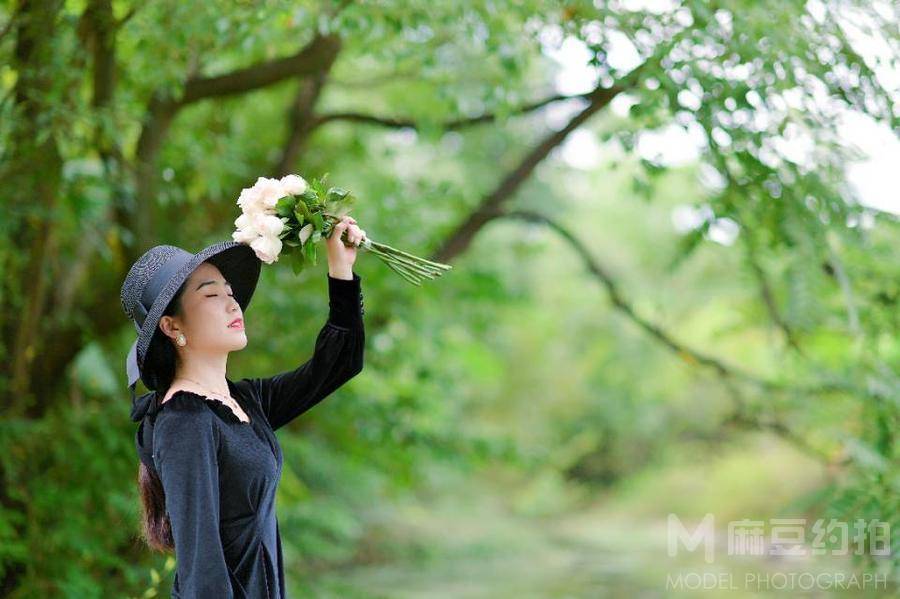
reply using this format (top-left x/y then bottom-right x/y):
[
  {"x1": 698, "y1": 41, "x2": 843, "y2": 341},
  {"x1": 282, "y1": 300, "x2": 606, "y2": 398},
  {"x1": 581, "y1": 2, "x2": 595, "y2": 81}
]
[{"x1": 134, "y1": 252, "x2": 192, "y2": 329}]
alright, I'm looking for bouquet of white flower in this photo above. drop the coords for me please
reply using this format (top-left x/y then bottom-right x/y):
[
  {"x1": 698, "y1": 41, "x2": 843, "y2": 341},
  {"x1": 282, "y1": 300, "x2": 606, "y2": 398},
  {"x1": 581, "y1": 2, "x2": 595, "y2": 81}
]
[{"x1": 231, "y1": 173, "x2": 452, "y2": 285}]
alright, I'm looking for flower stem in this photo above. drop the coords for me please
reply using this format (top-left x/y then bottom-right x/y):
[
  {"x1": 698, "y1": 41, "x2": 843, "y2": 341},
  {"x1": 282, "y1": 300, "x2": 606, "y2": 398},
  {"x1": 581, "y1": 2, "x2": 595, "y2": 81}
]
[{"x1": 322, "y1": 212, "x2": 454, "y2": 284}]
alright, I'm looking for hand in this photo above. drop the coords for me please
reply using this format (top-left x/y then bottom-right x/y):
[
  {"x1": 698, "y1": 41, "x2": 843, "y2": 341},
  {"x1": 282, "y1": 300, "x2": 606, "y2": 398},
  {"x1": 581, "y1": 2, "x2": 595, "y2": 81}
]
[{"x1": 326, "y1": 215, "x2": 366, "y2": 279}]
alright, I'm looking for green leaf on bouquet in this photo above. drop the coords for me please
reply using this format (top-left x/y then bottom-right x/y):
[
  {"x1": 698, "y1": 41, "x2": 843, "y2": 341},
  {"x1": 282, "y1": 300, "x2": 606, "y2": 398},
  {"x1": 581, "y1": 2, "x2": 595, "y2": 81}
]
[
  {"x1": 325, "y1": 200, "x2": 353, "y2": 218},
  {"x1": 301, "y1": 188, "x2": 318, "y2": 206},
  {"x1": 315, "y1": 172, "x2": 330, "y2": 194},
  {"x1": 298, "y1": 223, "x2": 314, "y2": 244},
  {"x1": 294, "y1": 199, "x2": 313, "y2": 222},
  {"x1": 290, "y1": 248, "x2": 306, "y2": 275},
  {"x1": 325, "y1": 187, "x2": 350, "y2": 202},
  {"x1": 303, "y1": 237, "x2": 317, "y2": 265},
  {"x1": 275, "y1": 196, "x2": 295, "y2": 218},
  {"x1": 311, "y1": 230, "x2": 322, "y2": 244},
  {"x1": 311, "y1": 211, "x2": 324, "y2": 231}
]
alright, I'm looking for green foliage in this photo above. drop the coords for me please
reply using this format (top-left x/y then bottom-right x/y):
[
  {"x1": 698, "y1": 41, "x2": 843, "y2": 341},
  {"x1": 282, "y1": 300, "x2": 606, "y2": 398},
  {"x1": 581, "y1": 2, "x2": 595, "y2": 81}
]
[{"x1": 1, "y1": 0, "x2": 898, "y2": 594}]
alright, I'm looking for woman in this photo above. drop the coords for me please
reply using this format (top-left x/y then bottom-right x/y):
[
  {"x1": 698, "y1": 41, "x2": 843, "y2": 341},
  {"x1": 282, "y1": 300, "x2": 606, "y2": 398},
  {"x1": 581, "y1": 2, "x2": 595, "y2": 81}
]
[{"x1": 121, "y1": 216, "x2": 367, "y2": 598}]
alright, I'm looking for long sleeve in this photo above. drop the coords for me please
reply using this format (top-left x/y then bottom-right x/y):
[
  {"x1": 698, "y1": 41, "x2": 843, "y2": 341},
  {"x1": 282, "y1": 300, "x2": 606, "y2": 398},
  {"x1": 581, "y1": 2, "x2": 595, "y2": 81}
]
[
  {"x1": 241, "y1": 271, "x2": 365, "y2": 431},
  {"x1": 153, "y1": 409, "x2": 234, "y2": 598}
]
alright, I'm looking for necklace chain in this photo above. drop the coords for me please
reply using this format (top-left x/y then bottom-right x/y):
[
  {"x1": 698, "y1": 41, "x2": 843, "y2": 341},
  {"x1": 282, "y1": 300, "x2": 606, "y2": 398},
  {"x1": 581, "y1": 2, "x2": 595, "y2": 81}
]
[
  {"x1": 178, "y1": 377, "x2": 231, "y2": 400},
  {"x1": 176, "y1": 376, "x2": 248, "y2": 421}
]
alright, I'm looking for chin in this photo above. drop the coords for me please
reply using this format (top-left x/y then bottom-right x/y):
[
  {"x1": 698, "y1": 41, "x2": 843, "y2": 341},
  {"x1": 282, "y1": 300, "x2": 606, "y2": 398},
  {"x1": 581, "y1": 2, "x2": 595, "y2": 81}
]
[{"x1": 223, "y1": 333, "x2": 248, "y2": 351}]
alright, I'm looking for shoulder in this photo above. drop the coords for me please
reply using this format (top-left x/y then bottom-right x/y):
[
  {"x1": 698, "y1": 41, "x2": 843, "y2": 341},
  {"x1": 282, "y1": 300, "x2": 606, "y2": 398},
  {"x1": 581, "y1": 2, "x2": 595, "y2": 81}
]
[
  {"x1": 153, "y1": 394, "x2": 221, "y2": 455},
  {"x1": 152, "y1": 404, "x2": 221, "y2": 477},
  {"x1": 155, "y1": 393, "x2": 219, "y2": 428},
  {"x1": 230, "y1": 376, "x2": 256, "y2": 396},
  {"x1": 230, "y1": 377, "x2": 263, "y2": 408}
]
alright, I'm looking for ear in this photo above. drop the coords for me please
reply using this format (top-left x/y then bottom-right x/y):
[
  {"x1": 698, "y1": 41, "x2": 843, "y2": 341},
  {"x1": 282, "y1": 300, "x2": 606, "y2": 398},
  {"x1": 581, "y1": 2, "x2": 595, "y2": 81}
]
[{"x1": 158, "y1": 315, "x2": 179, "y2": 338}]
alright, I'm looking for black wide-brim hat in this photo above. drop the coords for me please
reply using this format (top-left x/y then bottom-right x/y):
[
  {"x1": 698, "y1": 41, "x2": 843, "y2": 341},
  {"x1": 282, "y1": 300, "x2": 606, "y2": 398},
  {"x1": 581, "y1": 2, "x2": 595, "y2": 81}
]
[{"x1": 120, "y1": 241, "x2": 262, "y2": 407}]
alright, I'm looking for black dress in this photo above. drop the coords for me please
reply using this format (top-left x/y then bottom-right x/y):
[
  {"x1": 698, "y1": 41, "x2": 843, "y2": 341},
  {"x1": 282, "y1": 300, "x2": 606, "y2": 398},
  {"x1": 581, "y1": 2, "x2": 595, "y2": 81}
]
[{"x1": 149, "y1": 272, "x2": 364, "y2": 598}]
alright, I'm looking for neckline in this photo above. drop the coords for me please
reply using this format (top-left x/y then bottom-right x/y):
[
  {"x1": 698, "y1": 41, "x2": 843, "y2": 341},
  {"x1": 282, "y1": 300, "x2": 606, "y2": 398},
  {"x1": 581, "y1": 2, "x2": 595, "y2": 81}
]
[{"x1": 159, "y1": 379, "x2": 252, "y2": 425}]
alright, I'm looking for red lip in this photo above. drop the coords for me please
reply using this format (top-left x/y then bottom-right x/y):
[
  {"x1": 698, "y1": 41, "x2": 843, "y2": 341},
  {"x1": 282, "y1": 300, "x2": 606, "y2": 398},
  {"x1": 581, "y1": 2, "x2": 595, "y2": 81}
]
[{"x1": 228, "y1": 318, "x2": 244, "y2": 329}]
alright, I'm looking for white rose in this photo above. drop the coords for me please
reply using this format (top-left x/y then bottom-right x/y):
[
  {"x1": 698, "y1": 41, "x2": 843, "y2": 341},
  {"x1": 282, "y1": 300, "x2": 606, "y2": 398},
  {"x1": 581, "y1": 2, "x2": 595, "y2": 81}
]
[
  {"x1": 256, "y1": 214, "x2": 286, "y2": 237},
  {"x1": 244, "y1": 210, "x2": 276, "y2": 233},
  {"x1": 280, "y1": 174, "x2": 308, "y2": 196},
  {"x1": 234, "y1": 213, "x2": 258, "y2": 234},
  {"x1": 233, "y1": 212, "x2": 260, "y2": 243},
  {"x1": 237, "y1": 186, "x2": 264, "y2": 213},
  {"x1": 252, "y1": 176, "x2": 288, "y2": 210},
  {"x1": 250, "y1": 234, "x2": 283, "y2": 264},
  {"x1": 242, "y1": 202, "x2": 271, "y2": 227},
  {"x1": 232, "y1": 227, "x2": 259, "y2": 244}
]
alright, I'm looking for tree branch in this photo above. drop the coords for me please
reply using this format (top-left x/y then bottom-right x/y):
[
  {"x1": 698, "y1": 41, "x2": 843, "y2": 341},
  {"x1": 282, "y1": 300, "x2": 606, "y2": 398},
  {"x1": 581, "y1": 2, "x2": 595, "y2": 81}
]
[
  {"x1": 423, "y1": 32, "x2": 686, "y2": 265},
  {"x1": 179, "y1": 33, "x2": 342, "y2": 105},
  {"x1": 722, "y1": 410, "x2": 841, "y2": 465},
  {"x1": 115, "y1": 4, "x2": 141, "y2": 30},
  {"x1": 742, "y1": 233, "x2": 805, "y2": 355},
  {"x1": 131, "y1": 33, "x2": 342, "y2": 250},
  {"x1": 499, "y1": 208, "x2": 858, "y2": 400},
  {"x1": 309, "y1": 91, "x2": 596, "y2": 132},
  {"x1": 274, "y1": 70, "x2": 337, "y2": 175},
  {"x1": 502, "y1": 209, "x2": 768, "y2": 383},
  {"x1": 825, "y1": 237, "x2": 861, "y2": 336},
  {"x1": 499, "y1": 208, "x2": 852, "y2": 467},
  {"x1": 428, "y1": 85, "x2": 624, "y2": 264}
]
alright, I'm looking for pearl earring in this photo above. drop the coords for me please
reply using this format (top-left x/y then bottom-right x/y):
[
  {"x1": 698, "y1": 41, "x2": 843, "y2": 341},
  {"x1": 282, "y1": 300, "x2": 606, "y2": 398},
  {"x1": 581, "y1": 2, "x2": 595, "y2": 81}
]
[{"x1": 176, "y1": 333, "x2": 187, "y2": 347}]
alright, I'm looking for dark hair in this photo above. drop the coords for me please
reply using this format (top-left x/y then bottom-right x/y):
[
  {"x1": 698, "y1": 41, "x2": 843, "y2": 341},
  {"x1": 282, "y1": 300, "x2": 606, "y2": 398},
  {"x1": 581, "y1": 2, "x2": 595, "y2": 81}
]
[{"x1": 136, "y1": 279, "x2": 189, "y2": 553}]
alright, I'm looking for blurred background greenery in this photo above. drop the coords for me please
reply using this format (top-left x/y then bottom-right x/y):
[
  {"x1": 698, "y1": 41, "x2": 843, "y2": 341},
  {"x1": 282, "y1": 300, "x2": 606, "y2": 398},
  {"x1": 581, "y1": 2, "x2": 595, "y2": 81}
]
[{"x1": 1, "y1": 0, "x2": 898, "y2": 597}]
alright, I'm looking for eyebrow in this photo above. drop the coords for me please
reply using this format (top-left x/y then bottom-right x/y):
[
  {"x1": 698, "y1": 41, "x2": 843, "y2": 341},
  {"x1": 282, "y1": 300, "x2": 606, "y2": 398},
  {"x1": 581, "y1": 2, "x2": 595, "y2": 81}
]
[{"x1": 195, "y1": 279, "x2": 232, "y2": 291}]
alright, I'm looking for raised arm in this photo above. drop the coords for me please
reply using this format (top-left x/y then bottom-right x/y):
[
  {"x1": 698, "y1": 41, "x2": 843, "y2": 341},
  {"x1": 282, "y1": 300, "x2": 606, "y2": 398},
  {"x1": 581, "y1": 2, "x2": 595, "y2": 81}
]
[
  {"x1": 239, "y1": 271, "x2": 365, "y2": 431},
  {"x1": 153, "y1": 408, "x2": 234, "y2": 598}
]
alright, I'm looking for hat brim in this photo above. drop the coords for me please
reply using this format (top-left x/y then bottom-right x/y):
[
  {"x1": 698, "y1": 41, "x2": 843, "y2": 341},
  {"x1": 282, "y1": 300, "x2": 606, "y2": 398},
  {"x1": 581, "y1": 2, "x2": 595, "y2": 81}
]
[{"x1": 136, "y1": 241, "x2": 261, "y2": 390}]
